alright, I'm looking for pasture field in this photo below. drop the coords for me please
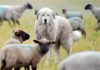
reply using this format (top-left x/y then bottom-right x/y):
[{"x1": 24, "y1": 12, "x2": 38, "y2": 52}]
[{"x1": 0, "y1": 0, "x2": 100, "y2": 70}]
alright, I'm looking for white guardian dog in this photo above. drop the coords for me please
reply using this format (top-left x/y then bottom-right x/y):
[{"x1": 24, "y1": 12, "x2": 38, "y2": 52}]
[{"x1": 35, "y1": 7, "x2": 73, "y2": 65}]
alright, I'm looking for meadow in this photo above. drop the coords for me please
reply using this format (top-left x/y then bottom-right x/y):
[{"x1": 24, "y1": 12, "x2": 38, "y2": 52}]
[{"x1": 0, "y1": 0, "x2": 100, "y2": 70}]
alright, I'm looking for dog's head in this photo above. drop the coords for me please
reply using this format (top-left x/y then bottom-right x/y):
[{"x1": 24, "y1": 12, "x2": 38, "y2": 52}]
[{"x1": 35, "y1": 8, "x2": 56, "y2": 25}]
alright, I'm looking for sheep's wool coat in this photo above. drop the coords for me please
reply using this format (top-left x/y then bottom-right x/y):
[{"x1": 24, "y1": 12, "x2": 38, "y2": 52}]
[
  {"x1": 2, "y1": 44, "x2": 42, "y2": 68},
  {"x1": 58, "y1": 51, "x2": 100, "y2": 70}
]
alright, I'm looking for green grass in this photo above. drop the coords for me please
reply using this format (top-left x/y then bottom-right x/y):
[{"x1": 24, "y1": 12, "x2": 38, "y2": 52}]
[{"x1": 0, "y1": 0, "x2": 100, "y2": 70}]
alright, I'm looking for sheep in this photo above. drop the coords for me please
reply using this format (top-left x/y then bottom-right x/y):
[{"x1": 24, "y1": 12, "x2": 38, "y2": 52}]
[
  {"x1": 62, "y1": 9, "x2": 83, "y2": 19},
  {"x1": 0, "y1": 3, "x2": 33, "y2": 26},
  {"x1": 35, "y1": 7, "x2": 73, "y2": 65},
  {"x1": 85, "y1": 4, "x2": 100, "y2": 31},
  {"x1": 4, "y1": 30, "x2": 30, "y2": 46},
  {"x1": 68, "y1": 17, "x2": 86, "y2": 36},
  {"x1": 0, "y1": 38, "x2": 55, "y2": 70},
  {"x1": 3, "y1": 30, "x2": 30, "y2": 70},
  {"x1": 58, "y1": 51, "x2": 100, "y2": 70}
]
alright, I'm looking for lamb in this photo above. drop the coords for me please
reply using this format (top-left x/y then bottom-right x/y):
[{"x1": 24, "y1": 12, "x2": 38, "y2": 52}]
[
  {"x1": 35, "y1": 7, "x2": 73, "y2": 65},
  {"x1": 0, "y1": 3, "x2": 33, "y2": 26},
  {"x1": 58, "y1": 51, "x2": 100, "y2": 70},
  {"x1": 0, "y1": 38, "x2": 55, "y2": 70},
  {"x1": 62, "y1": 9, "x2": 83, "y2": 19},
  {"x1": 85, "y1": 4, "x2": 100, "y2": 31}
]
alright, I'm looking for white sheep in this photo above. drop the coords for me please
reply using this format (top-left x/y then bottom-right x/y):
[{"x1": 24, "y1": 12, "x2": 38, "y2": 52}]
[
  {"x1": 0, "y1": 3, "x2": 33, "y2": 26},
  {"x1": 0, "y1": 38, "x2": 55, "y2": 70},
  {"x1": 62, "y1": 9, "x2": 83, "y2": 19},
  {"x1": 35, "y1": 7, "x2": 73, "y2": 65},
  {"x1": 85, "y1": 4, "x2": 100, "y2": 31},
  {"x1": 68, "y1": 17, "x2": 86, "y2": 36},
  {"x1": 58, "y1": 51, "x2": 100, "y2": 70}
]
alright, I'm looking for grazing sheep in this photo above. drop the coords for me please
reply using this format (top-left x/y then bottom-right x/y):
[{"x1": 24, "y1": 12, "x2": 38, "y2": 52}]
[
  {"x1": 0, "y1": 3, "x2": 33, "y2": 26},
  {"x1": 58, "y1": 51, "x2": 100, "y2": 70},
  {"x1": 85, "y1": 4, "x2": 100, "y2": 31},
  {"x1": 35, "y1": 7, "x2": 73, "y2": 65},
  {"x1": 62, "y1": 9, "x2": 83, "y2": 19},
  {"x1": 68, "y1": 17, "x2": 86, "y2": 36},
  {"x1": 0, "y1": 38, "x2": 55, "y2": 70}
]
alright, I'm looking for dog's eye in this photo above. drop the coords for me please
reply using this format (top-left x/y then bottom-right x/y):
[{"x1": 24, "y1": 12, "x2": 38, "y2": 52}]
[
  {"x1": 47, "y1": 14, "x2": 49, "y2": 16},
  {"x1": 42, "y1": 14, "x2": 44, "y2": 16}
]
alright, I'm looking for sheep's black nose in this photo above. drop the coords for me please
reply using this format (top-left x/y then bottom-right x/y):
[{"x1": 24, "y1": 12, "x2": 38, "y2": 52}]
[{"x1": 44, "y1": 19, "x2": 47, "y2": 23}]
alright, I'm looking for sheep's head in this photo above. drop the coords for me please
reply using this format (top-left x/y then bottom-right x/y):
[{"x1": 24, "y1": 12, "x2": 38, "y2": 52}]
[
  {"x1": 85, "y1": 4, "x2": 93, "y2": 10},
  {"x1": 14, "y1": 30, "x2": 30, "y2": 41},
  {"x1": 33, "y1": 39, "x2": 55, "y2": 54},
  {"x1": 26, "y1": 3, "x2": 33, "y2": 9}
]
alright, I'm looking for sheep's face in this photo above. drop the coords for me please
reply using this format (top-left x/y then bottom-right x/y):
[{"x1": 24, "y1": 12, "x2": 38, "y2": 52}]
[
  {"x1": 85, "y1": 4, "x2": 92, "y2": 10},
  {"x1": 14, "y1": 30, "x2": 30, "y2": 41},
  {"x1": 33, "y1": 39, "x2": 55, "y2": 54},
  {"x1": 36, "y1": 8, "x2": 55, "y2": 25},
  {"x1": 26, "y1": 3, "x2": 33, "y2": 9}
]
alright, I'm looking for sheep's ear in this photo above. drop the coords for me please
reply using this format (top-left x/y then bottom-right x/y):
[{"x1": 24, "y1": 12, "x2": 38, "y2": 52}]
[
  {"x1": 35, "y1": 10, "x2": 38, "y2": 15},
  {"x1": 15, "y1": 32, "x2": 20, "y2": 37},
  {"x1": 33, "y1": 40, "x2": 40, "y2": 44},
  {"x1": 62, "y1": 9, "x2": 66, "y2": 14},
  {"x1": 47, "y1": 41, "x2": 56, "y2": 45}
]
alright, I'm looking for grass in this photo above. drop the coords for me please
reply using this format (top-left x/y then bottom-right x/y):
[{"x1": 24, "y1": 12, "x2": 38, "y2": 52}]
[{"x1": 0, "y1": 0, "x2": 100, "y2": 70}]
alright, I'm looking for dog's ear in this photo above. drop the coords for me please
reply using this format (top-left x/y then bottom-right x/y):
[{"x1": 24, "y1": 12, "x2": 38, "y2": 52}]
[{"x1": 52, "y1": 12, "x2": 56, "y2": 19}]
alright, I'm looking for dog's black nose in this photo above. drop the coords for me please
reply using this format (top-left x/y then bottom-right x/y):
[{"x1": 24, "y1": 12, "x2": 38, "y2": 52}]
[{"x1": 44, "y1": 19, "x2": 47, "y2": 23}]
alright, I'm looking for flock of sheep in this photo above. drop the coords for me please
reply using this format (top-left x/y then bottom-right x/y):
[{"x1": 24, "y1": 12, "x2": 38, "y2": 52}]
[{"x1": 0, "y1": 2, "x2": 100, "y2": 70}]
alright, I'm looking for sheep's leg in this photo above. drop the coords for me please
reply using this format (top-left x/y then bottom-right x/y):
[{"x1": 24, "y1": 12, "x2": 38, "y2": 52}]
[
  {"x1": 14, "y1": 67, "x2": 20, "y2": 70},
  {"x1": 1, "y1": 60, "x2": 6, "y2": 70},
  {"x1": 12, "y1": 20, "x2": 16, "y2": 26},
  {"x1": 7, "y1": 20, "x2": 12, "y2": 27},
  {"x1": 31, "y1": 66, "x2": 37, "y2": 70},
  {"x1": 46, "y1": 46, "x2": 52, "y2": 66},
  {"x1": 16, "y1": 20, "x2": 20, "y2": 26},
  {"x1": 98, "y1": 20, "x2": 100, "y2": 24},
  {"x1": 24, "y1": 66, "x2": 30, "y2": 70}
]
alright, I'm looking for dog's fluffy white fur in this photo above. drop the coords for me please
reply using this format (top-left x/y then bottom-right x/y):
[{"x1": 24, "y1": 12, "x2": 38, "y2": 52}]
[{"x1": 35, "y1": 7, "x2": 73, "y2": 65}]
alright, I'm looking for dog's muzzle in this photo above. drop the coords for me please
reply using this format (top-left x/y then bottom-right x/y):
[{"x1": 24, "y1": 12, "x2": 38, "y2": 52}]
[{"x1": 44, "y1": 19, "x2": 47, "y2": 24}]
